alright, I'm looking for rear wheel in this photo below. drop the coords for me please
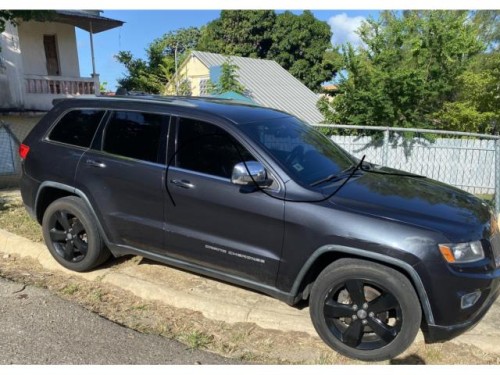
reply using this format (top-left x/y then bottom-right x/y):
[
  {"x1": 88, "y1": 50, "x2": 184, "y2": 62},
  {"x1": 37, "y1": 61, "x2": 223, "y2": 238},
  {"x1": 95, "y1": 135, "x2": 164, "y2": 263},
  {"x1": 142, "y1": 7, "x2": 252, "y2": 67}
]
[
  {"x1": 42, "y1": 196, "x2": 110, "y2": 272},
  {"x1": 309, "y1": 258, "x2": 421, "y2": 361}
]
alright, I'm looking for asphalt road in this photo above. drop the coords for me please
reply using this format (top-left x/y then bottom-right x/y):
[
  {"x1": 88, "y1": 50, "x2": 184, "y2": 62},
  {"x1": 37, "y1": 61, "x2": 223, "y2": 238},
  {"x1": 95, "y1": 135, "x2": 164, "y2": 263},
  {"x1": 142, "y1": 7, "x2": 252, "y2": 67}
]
[{"x1": 0, "y1": 277, "x2": 240, "y2": 365}]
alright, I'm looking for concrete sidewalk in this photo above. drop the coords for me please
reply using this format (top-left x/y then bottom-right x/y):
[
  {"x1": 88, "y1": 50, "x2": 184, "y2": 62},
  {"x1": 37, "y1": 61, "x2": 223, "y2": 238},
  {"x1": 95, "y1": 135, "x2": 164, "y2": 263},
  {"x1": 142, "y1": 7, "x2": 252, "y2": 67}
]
[{"x1": 1, "y1": 227, "x2": 499, "y2": 355}]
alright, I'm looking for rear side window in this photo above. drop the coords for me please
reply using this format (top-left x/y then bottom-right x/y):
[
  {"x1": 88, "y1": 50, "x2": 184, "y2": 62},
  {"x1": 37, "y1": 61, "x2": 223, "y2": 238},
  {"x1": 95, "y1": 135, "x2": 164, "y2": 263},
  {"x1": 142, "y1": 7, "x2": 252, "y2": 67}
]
[
  {"x1": 103, "y1": 111, "x2": 166, "y2": 163},
  {"x1": 49, "y1": 109, "x2": 105, "y2": 148}
]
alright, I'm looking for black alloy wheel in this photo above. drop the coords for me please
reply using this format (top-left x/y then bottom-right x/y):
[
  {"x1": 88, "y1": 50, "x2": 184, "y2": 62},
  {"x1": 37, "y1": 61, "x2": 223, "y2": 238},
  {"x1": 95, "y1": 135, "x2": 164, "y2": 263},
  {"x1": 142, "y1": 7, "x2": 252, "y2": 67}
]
[
  {"x1": 42, "y1": 196, "x2": 110, "y2": 272},
  {"x1": 47, "y1": 210, "x2": 89, "y2": 263},
  {"x1": 310, "y1": 258, "x2": 421, "y2": 361},
  {"x1": 323, "y1": 279, "x2": 402, "y2": 350}
]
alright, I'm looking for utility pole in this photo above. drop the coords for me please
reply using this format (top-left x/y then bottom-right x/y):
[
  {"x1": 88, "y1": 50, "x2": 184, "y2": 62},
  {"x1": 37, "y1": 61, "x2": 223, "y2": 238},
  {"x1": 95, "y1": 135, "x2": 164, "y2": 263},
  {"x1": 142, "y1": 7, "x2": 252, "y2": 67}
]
[{"x1": 174, "y1": 43, "x2": 178, "y2": 96}]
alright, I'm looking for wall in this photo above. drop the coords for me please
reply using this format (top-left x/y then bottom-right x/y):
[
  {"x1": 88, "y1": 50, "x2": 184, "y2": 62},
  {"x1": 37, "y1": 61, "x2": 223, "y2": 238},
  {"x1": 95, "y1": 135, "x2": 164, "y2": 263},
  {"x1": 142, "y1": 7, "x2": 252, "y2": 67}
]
[
  {"x1": 17, "y1": 21, "x2": 80, "y2": 77},
  {"x1": 165, "y1": 55, "x2": 209, "y2": 96},
  {"x1": 0, "y1": 22, "x2": 24, "y2": 109}
]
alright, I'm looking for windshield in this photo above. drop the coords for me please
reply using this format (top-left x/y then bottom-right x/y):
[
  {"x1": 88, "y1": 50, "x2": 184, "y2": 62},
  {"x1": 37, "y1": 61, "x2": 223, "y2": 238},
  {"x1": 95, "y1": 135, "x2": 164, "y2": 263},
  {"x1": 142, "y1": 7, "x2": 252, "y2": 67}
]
[{"x1": 239, "y1": 116, "x2": 355, "y2": 186}]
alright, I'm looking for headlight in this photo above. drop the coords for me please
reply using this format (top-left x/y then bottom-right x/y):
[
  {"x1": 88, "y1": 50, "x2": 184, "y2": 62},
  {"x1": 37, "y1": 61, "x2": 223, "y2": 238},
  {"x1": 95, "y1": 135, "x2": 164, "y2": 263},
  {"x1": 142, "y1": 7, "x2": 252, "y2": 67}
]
[{"x1": 438, "y1": 241, "x2": 484, "y2": 263}]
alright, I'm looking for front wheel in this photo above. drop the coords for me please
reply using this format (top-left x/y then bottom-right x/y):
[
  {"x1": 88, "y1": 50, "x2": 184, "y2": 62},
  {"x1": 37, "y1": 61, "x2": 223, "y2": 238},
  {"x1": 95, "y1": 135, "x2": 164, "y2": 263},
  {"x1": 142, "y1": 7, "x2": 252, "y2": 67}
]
[{"x1": 309, "y1": 258, "x2": 422, "y2": 361}]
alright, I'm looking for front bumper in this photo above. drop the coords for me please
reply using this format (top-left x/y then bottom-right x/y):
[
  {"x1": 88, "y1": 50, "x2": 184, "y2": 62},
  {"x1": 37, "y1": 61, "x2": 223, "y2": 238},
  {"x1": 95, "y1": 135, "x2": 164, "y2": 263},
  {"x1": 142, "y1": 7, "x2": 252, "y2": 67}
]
[{"x1": 423, "y1": 276, "x2": 500, "y2": 343}]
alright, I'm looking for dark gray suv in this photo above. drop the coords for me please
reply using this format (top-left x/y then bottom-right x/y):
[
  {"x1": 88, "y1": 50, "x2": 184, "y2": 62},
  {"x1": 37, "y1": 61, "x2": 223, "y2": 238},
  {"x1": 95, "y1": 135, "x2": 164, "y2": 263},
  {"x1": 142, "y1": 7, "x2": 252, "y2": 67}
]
[{"x1": 19, "y1": 96, "x2": 500, "y2": 361}]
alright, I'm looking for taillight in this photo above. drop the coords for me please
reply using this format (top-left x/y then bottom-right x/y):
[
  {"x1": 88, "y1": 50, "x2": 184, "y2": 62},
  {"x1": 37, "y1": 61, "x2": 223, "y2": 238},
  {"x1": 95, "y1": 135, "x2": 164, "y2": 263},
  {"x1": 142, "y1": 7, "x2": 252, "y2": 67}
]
[{"x1": 19, "y1": 143, "x2": 30, "y2": 160}]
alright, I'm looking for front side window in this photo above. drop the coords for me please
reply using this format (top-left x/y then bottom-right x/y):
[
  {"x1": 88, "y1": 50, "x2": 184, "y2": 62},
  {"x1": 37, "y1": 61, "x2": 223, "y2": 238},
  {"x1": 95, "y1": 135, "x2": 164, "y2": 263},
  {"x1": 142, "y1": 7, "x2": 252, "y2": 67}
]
[
  {"x1": 103, "y1": 111, "x2": 166, "y2": 163},
  {"x1": 175, "y1": 118, "x2": 254, "y2": 178},
  {"x1": 49, "y1": 109, "x2": 105, "y2": 148}
]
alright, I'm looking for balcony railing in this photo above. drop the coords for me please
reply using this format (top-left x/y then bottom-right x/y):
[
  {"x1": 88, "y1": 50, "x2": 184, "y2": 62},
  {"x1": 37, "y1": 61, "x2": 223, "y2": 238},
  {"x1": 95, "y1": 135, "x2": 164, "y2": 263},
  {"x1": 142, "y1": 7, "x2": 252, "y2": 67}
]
[{"x1": 25, "y1": 74, "x2": 98, "y2": 96}]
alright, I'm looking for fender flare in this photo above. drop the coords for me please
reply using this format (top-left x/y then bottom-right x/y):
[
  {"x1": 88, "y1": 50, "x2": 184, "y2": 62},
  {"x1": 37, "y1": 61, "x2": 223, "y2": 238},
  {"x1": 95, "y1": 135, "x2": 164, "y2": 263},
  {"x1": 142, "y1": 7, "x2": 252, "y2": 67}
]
[
  {"x1": 290, "y1": 244, "x2": 435, "y2": 325},
  {"x1": 35, "y1": 181, "x2": 113, "y2": 247}
]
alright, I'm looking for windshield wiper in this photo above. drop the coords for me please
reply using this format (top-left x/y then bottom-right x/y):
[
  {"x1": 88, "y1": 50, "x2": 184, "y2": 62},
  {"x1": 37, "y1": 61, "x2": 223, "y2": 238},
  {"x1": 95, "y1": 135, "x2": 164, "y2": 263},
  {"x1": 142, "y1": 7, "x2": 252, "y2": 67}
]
[
  {"x1": 310, "y1": 155, "x2": 369, "y2": 188},
  {"x1": 310, "y1": 165, "x2": 357, "y2": 187}
]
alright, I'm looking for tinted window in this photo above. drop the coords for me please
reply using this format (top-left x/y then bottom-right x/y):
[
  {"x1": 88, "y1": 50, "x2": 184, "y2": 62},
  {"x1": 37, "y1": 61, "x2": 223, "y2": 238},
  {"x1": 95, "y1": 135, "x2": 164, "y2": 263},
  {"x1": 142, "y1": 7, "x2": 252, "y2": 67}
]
[
  {"x1": 49, "y1": 109, "x2": 105, "y2": 148},
  {"x1": 103, "y1": 111, "x2": 166, "y2": 163},
  {"x1": 176, "y1": 118, "x2": 254, "y2": 178},
  {"x1": 239, "y1": 116, "x2": 353, "y2": 185}
]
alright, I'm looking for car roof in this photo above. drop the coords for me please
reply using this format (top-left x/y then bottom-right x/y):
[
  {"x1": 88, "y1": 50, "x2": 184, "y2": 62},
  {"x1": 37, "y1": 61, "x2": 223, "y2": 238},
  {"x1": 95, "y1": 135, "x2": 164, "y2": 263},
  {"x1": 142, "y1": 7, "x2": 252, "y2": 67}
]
[{"x1": 53, "y1": 96, "x2": 294, "y2": 125}]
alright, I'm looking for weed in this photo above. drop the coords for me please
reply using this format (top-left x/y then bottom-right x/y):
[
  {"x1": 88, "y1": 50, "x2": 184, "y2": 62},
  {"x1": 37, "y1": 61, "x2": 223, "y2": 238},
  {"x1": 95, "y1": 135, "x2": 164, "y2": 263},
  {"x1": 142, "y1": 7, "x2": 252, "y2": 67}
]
[
  {"x1": 316, "y1": 352, "x2": 336, "y2": 365},
  {"x1": 183, "y1": 330, "x2": 213, "y2": 349},
  {"x1": 90, "y1": 289, "x2": 104, "y2": 302},
  {"x1": 61, "y1": 283, "x2": 79, "y2": 295},
  {"x1": 131, "y1": 304, "x2": 148, "y2": 311}
]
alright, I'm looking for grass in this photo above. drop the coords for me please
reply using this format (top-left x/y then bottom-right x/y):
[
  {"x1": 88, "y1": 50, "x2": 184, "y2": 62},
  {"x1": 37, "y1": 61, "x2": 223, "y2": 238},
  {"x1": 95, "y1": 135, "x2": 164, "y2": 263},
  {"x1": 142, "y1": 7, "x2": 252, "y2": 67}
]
[
  {"x1": 60, "y1": 283, "x2": 79, "y2": 295},
  {"x1": 183, "y1": 330, "x2": 214, "y2": 350},
  {"x1": 90, "y1": 288, "x2": 105, "y2": 302},
  {"x1": 0, "y1": 192, "x2": 42, "y2": 242}
]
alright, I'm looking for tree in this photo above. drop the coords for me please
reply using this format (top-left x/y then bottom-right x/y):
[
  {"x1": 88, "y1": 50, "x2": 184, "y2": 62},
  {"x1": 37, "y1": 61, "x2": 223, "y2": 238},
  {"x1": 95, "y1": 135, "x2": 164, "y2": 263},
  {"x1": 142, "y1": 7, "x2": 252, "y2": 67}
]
[
  {"x1": 197, "y1": 10, "x2": 276, "y2": 58},
  {"x1": 115, "y1": 27, "x2": 200, "y2": 94},
  {"x1": 197, "y1": 10, "x2": 335, "y2": 92},
  {"x1": 435, "y1": 51, "x2": 500, "y2": 134},
  {"x1": 471, "y1": 10, "x2": 499, "y2": 51},
  {"x1": 319, "y1": 11, "x2": 485, "y2": 132},
  {"x1": 208, "y1": 57, "x2": 246, "y2": 95},
  {"x1": 267, "y1": 11, "x2": 333, "y2": 91}
]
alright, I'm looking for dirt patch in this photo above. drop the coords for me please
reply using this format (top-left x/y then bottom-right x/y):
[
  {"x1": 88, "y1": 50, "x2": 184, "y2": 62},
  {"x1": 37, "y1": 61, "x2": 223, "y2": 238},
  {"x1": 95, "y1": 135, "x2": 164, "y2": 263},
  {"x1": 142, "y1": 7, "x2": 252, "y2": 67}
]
[{"x1": 1, "y1": 191, "x2": 500, "y2": 364}]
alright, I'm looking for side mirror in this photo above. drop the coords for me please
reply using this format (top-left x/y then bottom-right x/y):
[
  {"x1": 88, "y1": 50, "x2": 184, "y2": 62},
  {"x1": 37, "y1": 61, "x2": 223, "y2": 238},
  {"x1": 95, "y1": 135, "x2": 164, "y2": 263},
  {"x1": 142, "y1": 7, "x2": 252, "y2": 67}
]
[{"x1": 231, "y1": 161, "x2": 271, "y2": 186}]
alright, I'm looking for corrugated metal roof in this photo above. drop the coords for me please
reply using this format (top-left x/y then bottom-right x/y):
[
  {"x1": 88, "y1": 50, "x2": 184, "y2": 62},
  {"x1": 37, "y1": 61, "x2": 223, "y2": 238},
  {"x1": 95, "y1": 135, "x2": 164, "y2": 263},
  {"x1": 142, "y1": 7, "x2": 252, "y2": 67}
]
[{"x1": 192, "y1": 51, "x2": 324, "y2": 124}]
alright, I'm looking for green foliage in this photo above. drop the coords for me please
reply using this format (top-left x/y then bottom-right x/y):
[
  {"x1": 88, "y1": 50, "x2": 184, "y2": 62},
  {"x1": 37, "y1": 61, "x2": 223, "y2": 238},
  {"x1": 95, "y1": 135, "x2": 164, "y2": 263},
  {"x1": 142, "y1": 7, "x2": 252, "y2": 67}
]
[
  {"x1": 435, "y1": 52, "x2": 500, "y2": 133},
  {"x1": 198, "y1": 10, "x2": 335, "y2": 92},
  {"x1": 267, "y1": 11, "x2": 334, "y2": 91},
  {"x1": 208, "y1": 57, "x2": 246, "y2": 95},
  {"x1": 471, "y1": 10, "x2": 499, "y2": 51},
  {"x1": 99, "y1": 81, "x2": 108, "y2": 93},
  {"x1": 197, "y1": 10, "x2": 275, "y2": 58},
  {"x1": 115, "y1": 27, "x2": 200, "y2": 94},
  {"x1": 319, "y1": 10, "x2": 486, "y2": 133}
]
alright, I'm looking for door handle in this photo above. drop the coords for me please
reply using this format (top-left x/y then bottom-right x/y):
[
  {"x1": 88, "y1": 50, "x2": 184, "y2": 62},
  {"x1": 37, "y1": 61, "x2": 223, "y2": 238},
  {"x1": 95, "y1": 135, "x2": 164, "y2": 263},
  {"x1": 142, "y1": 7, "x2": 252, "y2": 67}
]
[
  {"x1": 86, "y1": 159, "x2": 106, "y2": 168},
  {"x1": 170, "y1": 179, "x2": 195, "y2": 189}
]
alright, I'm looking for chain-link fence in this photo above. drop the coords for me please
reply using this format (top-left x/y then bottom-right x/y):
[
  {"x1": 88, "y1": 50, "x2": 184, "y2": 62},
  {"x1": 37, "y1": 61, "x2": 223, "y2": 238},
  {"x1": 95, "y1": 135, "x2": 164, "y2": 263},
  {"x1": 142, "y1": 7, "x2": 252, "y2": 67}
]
[
  {"x1": 313, "y1": 124, "x2": 500, "y2": 215},
  {"x1": 0, "y1": 120, "x2": 36, "y2": 189}
]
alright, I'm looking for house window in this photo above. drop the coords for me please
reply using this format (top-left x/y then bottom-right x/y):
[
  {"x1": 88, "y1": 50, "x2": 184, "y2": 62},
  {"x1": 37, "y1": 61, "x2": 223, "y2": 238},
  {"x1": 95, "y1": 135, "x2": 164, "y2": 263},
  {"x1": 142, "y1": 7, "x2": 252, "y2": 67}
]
[
  {"x1": 199, "y1": 79, "x2": 210, "y2": 96},
  {"x1": 43, "y1": 35, "x2": 60, "y2": 76}
]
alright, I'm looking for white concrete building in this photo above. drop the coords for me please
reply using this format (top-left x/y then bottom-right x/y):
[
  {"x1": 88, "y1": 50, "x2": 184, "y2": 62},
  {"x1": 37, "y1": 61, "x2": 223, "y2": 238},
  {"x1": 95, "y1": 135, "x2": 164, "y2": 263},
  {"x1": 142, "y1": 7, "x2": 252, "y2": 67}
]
[{"x1": 0, "y1": 10, "x2": 123, "y2": 111}]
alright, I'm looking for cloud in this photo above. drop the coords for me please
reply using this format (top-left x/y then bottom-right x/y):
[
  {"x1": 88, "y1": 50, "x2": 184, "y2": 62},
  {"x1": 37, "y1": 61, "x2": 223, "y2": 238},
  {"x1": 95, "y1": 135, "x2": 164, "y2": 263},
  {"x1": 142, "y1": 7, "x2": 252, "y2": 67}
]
[{"x1": 328, "y1": 13, "x2": 366, "y2": 47}]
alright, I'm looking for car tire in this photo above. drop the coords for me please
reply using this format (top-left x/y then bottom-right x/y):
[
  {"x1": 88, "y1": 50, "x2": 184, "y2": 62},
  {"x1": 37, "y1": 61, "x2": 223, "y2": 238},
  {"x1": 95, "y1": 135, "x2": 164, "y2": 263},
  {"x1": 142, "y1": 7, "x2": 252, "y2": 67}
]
[
  {"x1": 42, "y1": 196, "x2": 111, "y2": 272},
  {"x1": 309, "y1": 258, "x2": 422, "y2": 362}
]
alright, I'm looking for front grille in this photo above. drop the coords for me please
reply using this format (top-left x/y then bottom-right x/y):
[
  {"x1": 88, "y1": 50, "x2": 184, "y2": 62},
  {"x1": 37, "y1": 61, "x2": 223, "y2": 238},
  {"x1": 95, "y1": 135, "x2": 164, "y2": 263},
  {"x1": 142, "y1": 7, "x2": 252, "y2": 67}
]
[{"x1": 491, "y1": 233, "x2": 500, "y2": 268}]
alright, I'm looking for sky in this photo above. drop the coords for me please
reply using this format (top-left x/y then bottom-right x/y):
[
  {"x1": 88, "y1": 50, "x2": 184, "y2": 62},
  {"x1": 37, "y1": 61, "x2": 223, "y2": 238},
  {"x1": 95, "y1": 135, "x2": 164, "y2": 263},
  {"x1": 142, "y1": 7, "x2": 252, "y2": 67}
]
[{"x1": 75, "y1": 10, "x2": 378, "y2": 91}]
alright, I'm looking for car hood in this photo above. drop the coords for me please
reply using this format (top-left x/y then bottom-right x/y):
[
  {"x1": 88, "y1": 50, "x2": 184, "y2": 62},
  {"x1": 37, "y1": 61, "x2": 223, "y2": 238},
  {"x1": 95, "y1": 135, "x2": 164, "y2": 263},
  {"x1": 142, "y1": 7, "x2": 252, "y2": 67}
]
[{"x1": 327, "y1": 167, "x2": 491, "y2": 242}]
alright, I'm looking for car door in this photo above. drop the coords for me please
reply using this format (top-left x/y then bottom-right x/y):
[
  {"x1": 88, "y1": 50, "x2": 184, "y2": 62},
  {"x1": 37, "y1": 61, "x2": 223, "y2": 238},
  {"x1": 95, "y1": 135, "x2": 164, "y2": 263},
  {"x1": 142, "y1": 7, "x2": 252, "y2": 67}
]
[
  {"x1": 163, "y1": 116, "x2": 285, "y2": 286},
  {"x1": 75, "y1": 110, "x2": 169, "y2": 252}
]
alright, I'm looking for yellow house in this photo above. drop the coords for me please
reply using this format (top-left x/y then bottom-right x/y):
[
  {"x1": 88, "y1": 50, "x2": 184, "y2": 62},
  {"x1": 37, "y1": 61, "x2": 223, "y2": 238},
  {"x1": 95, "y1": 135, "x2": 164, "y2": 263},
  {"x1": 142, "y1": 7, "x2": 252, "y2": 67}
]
[{"x1": 166, "y1": 51, "x2": 324, "y2": 124}]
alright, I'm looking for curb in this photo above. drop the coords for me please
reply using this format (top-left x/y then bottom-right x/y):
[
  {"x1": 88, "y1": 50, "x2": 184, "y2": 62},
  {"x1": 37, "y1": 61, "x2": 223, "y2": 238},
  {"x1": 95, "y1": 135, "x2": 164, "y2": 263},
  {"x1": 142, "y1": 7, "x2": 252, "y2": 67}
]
[
  {"x1": 2, "y1": 227, "x2": 500, "y2": 356},
  {"x1": 0, "y1": 228, "x2": 316, "y2": 335}
]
